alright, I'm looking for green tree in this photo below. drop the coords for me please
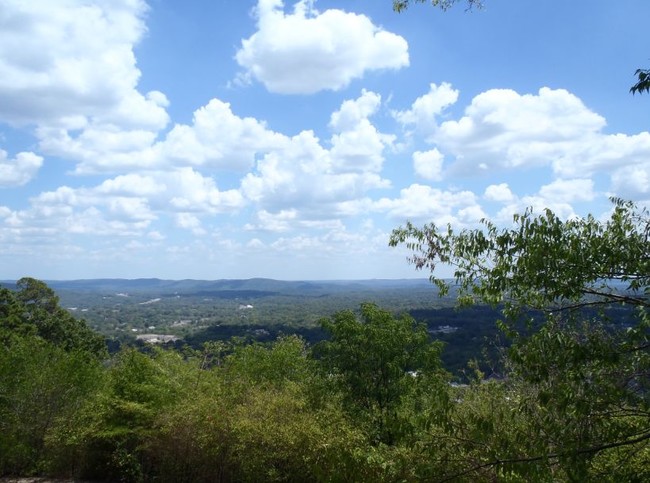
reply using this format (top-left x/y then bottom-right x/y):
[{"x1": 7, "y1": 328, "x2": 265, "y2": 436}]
[
  {"x1": 55, "y1": 347, "x2": 192, "y2": 482},
  {"x1": 149, "y1": 337, "x2": 367, "y2": 483},
  {"x1": 317, "y1": 303, "x2": 450, "y2": 445},
  {"x1": 390, "y1": 199, "x2": 648, "y2": 318},
  {"x1": 392, "y1": 0, "x2": 483, "y2": 13},
  {"x1": 631, "y1": 68, "x2": 650, "y2": 94},
  {"x1": 0, "y1": 278, "x2": 108, "y2": 476},
  {"x1": 390, "y1": 199, "x2": 650, "y2": 479},
  {"x1": 0, "y1": 331, "x2": 104, "y2": 476},
  {"x1": 4, "y1": 278, "x2": 107, "y2": 359}
]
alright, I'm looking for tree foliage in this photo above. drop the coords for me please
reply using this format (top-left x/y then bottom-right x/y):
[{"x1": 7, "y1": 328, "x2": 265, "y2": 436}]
[
  {"x1": 2, "y1": 277, "x2": 107, "y2": 358},
  {"x1": 390, "y1": 199, "x2": 649, "y2": 318},
  {"x1": 2, "y1": 271, "x2": 648, "y2": 480},
  {"x1": 391, "y1": 199, "x2": 650, "y2": 479},
  {"x1": 631, "y1": 68, "x2": 650, "y2": 95},
  {"x1": 392, "y1": 0, "x2": 483, "y2": 13},
  {"x1": 0, "y1": 279, "x2": 107, "y2": 477},
  {"x1": 317, "y1": 303, "x2": 449, "y2": 445}
]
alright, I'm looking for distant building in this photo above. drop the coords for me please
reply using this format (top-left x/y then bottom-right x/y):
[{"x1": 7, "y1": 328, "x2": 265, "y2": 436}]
[{"x1": 136, "y1": 334, "x2": 180, "y2": 344}]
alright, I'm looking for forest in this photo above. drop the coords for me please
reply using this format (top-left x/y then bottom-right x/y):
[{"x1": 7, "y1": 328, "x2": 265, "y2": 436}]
[{"x1": 0, "y1": 200, "x2": 648, "y2": 482}]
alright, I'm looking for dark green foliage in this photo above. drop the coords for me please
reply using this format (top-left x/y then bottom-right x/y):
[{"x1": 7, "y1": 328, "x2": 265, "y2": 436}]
[
  {"x1": 2, "y1": 213, "x2": 647, "y2": 483},
  {"x1": 0, "y1": 325, "x2": 104, "y2": 477},
  {"x1": 391, "y1": 199, "x2": 650, "y2": 480},
  {"x1": 390, "y1": 199, "x2": 649, "y2": 318},
  {"x1": 1, "y1": 277, "x2": 107, "y2": 359},
  {"x1": 392, "y1": 0, "x2": 483, "y2": 13},
  {"x1": 317, "y1": 303, "x2": 450, "y2": 445},
  {"x1": 631, "y1": 68, "x2": 650, "y2": 94}
]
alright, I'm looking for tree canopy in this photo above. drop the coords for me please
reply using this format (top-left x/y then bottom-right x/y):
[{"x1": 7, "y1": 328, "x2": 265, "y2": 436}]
[
  {"x1": 390, "y1": 199, "x2": 650, "y2": 479},
  {"x1": 317, "y1": 303, "x2": 449, "y2": 445},
  {"x1": 631, "y1": 68, "x2": 650, "y2": 95},
  {"x1": 390, "y1": 199, "x2": 649, "y2": 318},
  {"x1": 392, "y1": 0, "x2": 483, "y2": 13}
]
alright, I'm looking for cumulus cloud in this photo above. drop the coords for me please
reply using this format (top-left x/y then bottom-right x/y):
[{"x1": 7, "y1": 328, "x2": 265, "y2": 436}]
[
  {"x1": 329, "y1": 90, "x2": 394, "y2": 173},
  {"x1": 431, "y1": 87, "x2": 606, "y2": 174},
  {"x1": 235, "y1": 0, "x2": 409, "y2": 94},
  {"x1": 37, "y1": 124, "x2": 160, "y2": 175},
  {"x1": 484, "y1": 183, "x2": 515, "y2": 203},
  {"x1": 0, "y1": 0, "x2": 167, "y2": 129},
  {"x1": 610, "y1": 164, "x2": 650, "y2": 200},
  {"x1": 538, "y1": 178, "x2": 595, "y2": 203},
  {"x1": 245, "y1": 209, "x2": 346, "y2": 232},
  {"x1": 158, "y1": 99, "x2": 285, "y2": 171},
  {"x1": 486, "y1": 179, "x2": 595, "y2": 223},
  {"x1": 96, "y1": 174, "x2": 166, "y2": 197},
  {"x1": 374, "y1": 184, "x2": 484, "y2": 224},
  {"x1": 242, "y1": 130, "x2": 389, "y2": 210},
  {"x1": 395, "y1": 85, "x2": 650, "y2": 201},
  {"x1": 552, "y1": 132, "x2": 650, "y2": 180},
  {"x1": 44, "y1": 96, "x2": 290, "y2": 175},
  {"x1": 393, "y1": 82, "x2": 459, "y2": 133},
  {"x1": 413, "y1": 149, "x2": 444, "y2": 181},
  {"x1": 241, "y1": 91, "x2": 392, "y2": 219},
  {"x1": 0, "y1": 0, "x2": 170, "y2": 179},
  {"x1": 168, "y1": 168, "x2": 245, "y2": 213},
  {"x1": 0, "y1": 149, "x2": 43, "y2": 187},
  {"x1": 175, "y1": 213, "x2": 206, "y2": 235},
  {"x1": 1, "y1": 167, "x2": 246, "y2": 243}
]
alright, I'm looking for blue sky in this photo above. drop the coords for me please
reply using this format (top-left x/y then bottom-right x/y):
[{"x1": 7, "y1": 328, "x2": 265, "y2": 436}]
[{"x1": 1, "y1": 0, "x2": 649, "y2": 280}]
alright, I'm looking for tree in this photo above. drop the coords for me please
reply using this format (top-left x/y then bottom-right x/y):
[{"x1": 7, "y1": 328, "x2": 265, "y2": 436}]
[
  {"x1": 631, "y1": 68, "x2": 650, "y2": 94},
  {"x1": 0, "y1": 336, "x2": 104, "y2": 476},
  {"x1": 3, "y1": 278, "x2": 107, "y2": 359},
  {"x1": 392, "y1": 0, "x2": 483, "y2": 13},
  {"x1": 390, "y1": 199, "x2": 650, "y2": 479},
  {"x1": 390, "y1": 199, "x2": 649, "y2": 318},
  {"x1": 316, "y1": 303, "x2": 449, "y2": 445}
]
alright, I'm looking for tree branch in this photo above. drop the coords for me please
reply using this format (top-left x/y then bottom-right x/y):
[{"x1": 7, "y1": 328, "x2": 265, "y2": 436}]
[{"x1": 436, "y1": 431, "x2": 650, "y2": 482}]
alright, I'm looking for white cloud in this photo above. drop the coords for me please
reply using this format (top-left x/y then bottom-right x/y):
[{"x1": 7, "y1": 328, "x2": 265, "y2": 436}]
[
  {"x1": 0, "y1": 0, "x2": 167, "y2": 129},
  {"x1": 96, "y1": 174, "x2": 165, "y2": 197},
  {"x1": 610, "y1": 163, "x2": 650, "y2": 200},
  {"x1": 330, "y1": 89, "x2": 382, "y2": 131},
  {"x1": 489, "y1": 180, "x2": 595, "y2": 223},
  {"x1": 484, "y1": 183, "x2": 515, "y2": 203},
  {"x1": 147, "y1": 230, "x2": 165, "y2": 241},
  {"x1": 0, "y1": 149, "x2": 43, "y2": 187},
  {"x1": 0, "y1": 0, "x2": 170, "y2": 179},
  {"x1": 329, "y1": 90, "x2": 394, "y2": 173},
  {"x1": 245, "y1": 208, "x2": 347, "y2": 232},
  {"x1": 495, "y1": 196, "x2": 578, "y2": 223},
  {"x1": 241, "y1": 92, "x2": 392, "y2": 215},
  {"x1": 0, "y1": 166, "x2": 247, "y2": 243},
  {"x1": 538, "y1": 178, "x2": 595, "y2": 203},
  {"x1": 413, "y1": 149, "x2": 444, "y2": 181},
  {"x1": 175, "y1": 213, "x2": 206, "y2": 235},
  {"x1": 41, "y1": 96, "x2": 291, "y2": 175},
  {"x1": 158, "y1": 98, "x2": 285, "y2": 171},
  {"x1": 246, "y1": 209, "x2": 297, "y2": 232},
  {"x1": 552, "y1": 132, "x2": 650, "y2": 180},
  {"x1": 152, "y1": 168, "x2": 245, "y2": 214},
  {"x1": 235, "y1": 0, "x2": 409, "y2": 94},
  {"x1": 432, "y1": 87, "x2": 605, "y2": 174},
  {"x1": 38, "y1": 124, "x2": 160, "y2": 174},
  {"x1": 393, "y1": 82, "x2": 459, "y2": 132},
  {"x1": 374, "y1": 184, "x2": 483, "y2": 223},
  {"x1": 395, "y1": 85, "x2": 650, "y2": 203}
]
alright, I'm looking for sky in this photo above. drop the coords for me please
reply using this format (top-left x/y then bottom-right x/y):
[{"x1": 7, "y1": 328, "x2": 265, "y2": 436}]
[{"x1": 1, "y1": 0, "x2": 649, "y2": 281}]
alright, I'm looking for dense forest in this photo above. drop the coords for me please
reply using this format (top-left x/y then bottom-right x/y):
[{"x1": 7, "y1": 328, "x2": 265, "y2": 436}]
[{"x1": 0, "y1": 200, "x2": 648, "y2": 482}]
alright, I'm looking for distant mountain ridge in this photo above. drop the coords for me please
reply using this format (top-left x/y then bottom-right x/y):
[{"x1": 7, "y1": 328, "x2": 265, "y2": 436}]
[{"x1": 1, "y1": 277, "x2": 433, "y2": 297}]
